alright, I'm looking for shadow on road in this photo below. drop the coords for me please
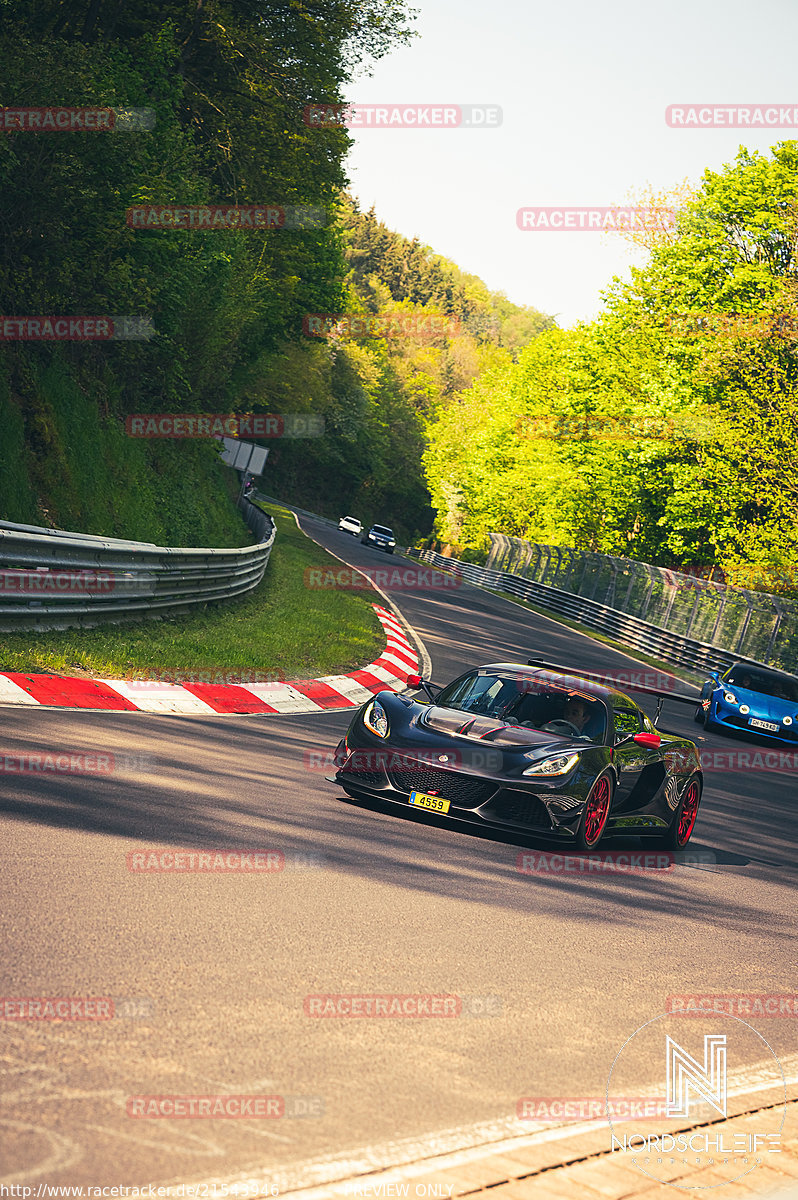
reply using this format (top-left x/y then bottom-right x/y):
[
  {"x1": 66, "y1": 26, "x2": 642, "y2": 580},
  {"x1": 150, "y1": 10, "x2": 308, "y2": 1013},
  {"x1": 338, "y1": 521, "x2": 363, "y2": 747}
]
[{"x1": 0, "y1": 705, "x2": 794, "y2": 941}]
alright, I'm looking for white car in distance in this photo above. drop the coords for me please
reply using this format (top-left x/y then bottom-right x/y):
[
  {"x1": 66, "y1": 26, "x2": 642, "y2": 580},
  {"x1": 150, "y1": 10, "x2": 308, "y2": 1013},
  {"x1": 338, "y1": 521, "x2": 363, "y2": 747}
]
[{"x1": 338, "y1": 515, "x2": 363, "y2": 537}]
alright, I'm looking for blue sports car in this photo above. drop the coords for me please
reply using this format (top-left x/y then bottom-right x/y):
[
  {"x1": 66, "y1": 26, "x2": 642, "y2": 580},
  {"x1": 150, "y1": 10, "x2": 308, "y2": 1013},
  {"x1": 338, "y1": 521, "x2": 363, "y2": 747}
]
[{"x1": 695, "y1": 663, "x2": 798, "y2": 744}]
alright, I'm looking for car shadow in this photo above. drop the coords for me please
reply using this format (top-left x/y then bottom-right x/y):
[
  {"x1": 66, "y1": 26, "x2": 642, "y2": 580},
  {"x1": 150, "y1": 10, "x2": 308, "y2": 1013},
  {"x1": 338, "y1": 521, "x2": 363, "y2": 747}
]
[{"x1": 0, "y1": 707, "x2": 792, "y2": 937}]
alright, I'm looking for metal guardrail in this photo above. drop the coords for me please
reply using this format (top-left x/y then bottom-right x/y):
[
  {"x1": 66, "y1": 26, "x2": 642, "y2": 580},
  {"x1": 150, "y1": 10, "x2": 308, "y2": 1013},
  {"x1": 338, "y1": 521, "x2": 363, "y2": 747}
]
[
  {"x1": 481, "y1": 536, "x2": 798, "y2": 676},
  {"x1": 408, "y1": 547, "x2": 796, "y2": 682},
  {"x1": 0, "y1": 497, "x2": 275, "y2": 631}
]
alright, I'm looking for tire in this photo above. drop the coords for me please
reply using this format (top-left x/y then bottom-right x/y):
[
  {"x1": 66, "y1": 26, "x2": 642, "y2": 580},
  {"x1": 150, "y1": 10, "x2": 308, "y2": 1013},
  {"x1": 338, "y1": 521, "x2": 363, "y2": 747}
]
[
  {"x1": 574, "y1": 772, "x2": 613, "y2": 851},
  {"x1": 653, "y1": 775, "x2": 702, "y2": 849},
  {"x1": 693, "y1": 702, "x2": 705, "y2": 723},
  {"x1": 386, "y1": 547, "x2": 394, "y2": 555}
]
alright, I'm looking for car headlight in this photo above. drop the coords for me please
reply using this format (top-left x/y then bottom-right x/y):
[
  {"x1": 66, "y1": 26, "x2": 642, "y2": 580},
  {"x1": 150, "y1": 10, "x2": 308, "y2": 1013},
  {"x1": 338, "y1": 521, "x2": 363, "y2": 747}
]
[
  {"x1": 724, "y1": 692, "x2": 737, "y2": 704},
  {"x1": 523, "y1": 752, "x2": 580, "y2": 777},
  {"x1": 363, "y1": 698, "x2": 389, "y2": 738},
  {"x1": 784, "y1": 716, "x2": 793, "y2": 726},
  {"x1": 739, "y1": 704, "x2": 750, "y2": 715},
  {"x1": 388, "y1": 539, "x2": 396, "y2": 546}
]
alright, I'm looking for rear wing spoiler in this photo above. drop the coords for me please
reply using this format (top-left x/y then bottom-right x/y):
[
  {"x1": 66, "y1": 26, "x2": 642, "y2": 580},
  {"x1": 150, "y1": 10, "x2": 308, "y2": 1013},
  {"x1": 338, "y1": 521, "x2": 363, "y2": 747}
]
[{"x1": 526, "y1": 656, "x2": 700, "y2": 725}]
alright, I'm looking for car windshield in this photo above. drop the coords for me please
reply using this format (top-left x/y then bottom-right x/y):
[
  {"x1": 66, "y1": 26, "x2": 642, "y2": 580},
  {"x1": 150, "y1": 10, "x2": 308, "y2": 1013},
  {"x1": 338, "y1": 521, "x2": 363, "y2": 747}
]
[
  {"x1": 372, "y1": 525, "x2": 393, "y2": 536},
  {"x1": 724, "y1": 666, "x2": 798, "y2": 702},
  {"x1": 435, "y1": 671, "x2": 607, "y2": 743}
]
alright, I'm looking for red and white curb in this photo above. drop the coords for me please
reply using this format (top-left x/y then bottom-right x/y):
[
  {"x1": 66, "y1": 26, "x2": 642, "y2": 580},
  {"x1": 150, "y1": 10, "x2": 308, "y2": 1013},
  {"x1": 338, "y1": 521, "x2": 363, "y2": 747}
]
[{"x1": 0, "y1": 605, "x2": 419, "y2": 716}]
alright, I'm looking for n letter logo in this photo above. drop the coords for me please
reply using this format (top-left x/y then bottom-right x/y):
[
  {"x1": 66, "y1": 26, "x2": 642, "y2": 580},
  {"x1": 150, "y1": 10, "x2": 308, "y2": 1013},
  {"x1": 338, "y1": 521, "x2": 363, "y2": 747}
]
[{"x1": 666, "y1": 1034, "x2": 727, "y2": 1118}]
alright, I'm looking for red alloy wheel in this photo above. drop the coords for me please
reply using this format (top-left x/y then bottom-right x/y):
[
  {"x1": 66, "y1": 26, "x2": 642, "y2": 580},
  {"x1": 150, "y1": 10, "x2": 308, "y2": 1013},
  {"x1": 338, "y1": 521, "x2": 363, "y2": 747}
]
[
  {"x1": 676, "y1": 779, "x2": 700, "y2": 846},
  {"x1": 583, "y1": 775, "x2": 612, "y2": 846}
]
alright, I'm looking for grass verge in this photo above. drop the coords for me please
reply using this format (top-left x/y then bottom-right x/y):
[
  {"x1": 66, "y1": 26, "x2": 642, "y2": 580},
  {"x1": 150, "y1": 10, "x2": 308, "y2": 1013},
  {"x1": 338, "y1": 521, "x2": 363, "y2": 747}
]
[{"x1": 0, "y1": 505, "x2": 386, "y2": 680}]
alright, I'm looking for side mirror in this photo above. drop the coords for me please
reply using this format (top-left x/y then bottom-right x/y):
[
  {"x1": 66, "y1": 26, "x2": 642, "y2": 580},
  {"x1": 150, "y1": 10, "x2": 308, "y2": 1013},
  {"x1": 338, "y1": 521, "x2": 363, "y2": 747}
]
[
  {"x1": 406, "y1": 674, "x2": 440, "y2": 701},
  {"x1": 709, "y1": 671, "x2": 721, "y2": 683},
  {"x1": 615, "y1": 730, "x2": 662, "y2": 749}
]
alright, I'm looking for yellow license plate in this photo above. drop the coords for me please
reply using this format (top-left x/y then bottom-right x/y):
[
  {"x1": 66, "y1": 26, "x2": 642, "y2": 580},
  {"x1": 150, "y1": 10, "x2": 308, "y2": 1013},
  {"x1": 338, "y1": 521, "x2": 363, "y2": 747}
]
[{"x1": 409, "y1": 791, "x2": 450, "y2": 814}]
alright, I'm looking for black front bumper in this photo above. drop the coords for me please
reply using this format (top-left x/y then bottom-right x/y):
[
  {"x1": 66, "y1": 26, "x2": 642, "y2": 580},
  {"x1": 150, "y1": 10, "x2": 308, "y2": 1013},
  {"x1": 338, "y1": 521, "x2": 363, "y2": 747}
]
[{"x1": 334, "y1": 759, "x2": 580, "y2": 838}]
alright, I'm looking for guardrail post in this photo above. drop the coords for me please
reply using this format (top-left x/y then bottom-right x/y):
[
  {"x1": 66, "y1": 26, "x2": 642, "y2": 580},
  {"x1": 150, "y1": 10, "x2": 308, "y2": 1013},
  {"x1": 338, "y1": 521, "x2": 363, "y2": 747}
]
[
  {"x1": 683, "y1": 581, "x2": 703, "y2": 639},
  {"x1": 619, "y1": 560, "x2": 635, "y2": 612},
  {"x1": 765, "y1": 599, "x2": 784, "y2": 661},
  {"x1": 515, "y1": 538, "x2": 533, "y2": 577},
  {"x1": 633, "y1": 561, "x2": 652, "y2": 619},
  {"x1": 709, "y1": 584, "x2": 728, "y2": 645},
  {"x1": 733, "y1": 593, "x2": 755, "y2": 654},
  {"x1": 522, "y1": 543, "x2": 542, "y2": 580},
  {"x1": 605, "y1": 558, "x2": 619, "y2": 608}
]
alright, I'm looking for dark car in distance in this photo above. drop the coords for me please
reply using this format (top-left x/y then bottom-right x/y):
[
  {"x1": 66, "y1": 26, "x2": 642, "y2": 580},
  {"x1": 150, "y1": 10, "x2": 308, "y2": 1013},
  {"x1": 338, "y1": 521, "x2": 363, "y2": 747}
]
[
  {"x1": 331, "y1": 661, "x2": 703, "y2": 851},
  {"x1": 361, "y1": 524, "x2": 396, "y2": 554}
]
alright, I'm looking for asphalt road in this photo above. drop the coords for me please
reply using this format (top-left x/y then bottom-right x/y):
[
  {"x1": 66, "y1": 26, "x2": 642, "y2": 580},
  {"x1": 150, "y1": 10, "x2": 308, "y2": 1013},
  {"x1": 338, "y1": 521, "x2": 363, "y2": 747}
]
[{"x1": 1, "y1": 516, "x2": 796, "y2": 1190}]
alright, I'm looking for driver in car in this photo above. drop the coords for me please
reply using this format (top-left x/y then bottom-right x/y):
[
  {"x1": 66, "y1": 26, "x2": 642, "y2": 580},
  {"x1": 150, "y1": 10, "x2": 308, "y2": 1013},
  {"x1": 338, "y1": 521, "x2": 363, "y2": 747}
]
[{"x1": 540, "y1": 693, "x2": 591, "y2": 737}]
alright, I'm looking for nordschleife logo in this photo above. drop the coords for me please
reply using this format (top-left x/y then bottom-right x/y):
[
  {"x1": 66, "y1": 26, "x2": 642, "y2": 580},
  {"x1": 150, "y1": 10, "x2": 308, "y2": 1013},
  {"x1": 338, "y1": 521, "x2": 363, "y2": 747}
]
[{"x1": 606, "y1": 1012, "x2": 786, "y2": 1189}]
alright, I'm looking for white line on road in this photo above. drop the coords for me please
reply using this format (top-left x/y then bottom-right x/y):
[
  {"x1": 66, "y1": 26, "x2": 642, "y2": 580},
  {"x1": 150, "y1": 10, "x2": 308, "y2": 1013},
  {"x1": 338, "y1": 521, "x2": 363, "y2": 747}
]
[{"x1": 173, "y1": 1052, "x2": 798, "y2": 1199}]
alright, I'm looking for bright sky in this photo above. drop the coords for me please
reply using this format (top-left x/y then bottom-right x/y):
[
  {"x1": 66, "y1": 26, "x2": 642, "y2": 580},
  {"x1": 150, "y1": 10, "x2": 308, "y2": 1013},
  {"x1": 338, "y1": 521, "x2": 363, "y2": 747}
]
[{"x1": 342, "y1": 0, "x2": 798, "y2": 326}]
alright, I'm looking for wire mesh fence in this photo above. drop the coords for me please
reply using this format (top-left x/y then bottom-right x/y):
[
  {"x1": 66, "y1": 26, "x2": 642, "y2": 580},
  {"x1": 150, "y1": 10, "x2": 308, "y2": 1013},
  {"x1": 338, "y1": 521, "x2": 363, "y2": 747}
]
[{"x1": 484, "y1": 536, "x2": 798, "y2": 674}]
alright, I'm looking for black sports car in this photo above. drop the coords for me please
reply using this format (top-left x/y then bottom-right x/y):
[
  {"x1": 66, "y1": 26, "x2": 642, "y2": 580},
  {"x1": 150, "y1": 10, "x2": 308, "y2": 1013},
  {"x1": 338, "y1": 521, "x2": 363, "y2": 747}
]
[{"x1": 331, "y1": 661, "x2": 703, "y2": 850}]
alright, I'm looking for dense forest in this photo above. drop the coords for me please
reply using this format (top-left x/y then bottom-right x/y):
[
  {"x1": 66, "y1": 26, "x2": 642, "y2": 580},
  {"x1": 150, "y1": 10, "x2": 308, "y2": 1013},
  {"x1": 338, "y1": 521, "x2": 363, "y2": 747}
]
[
  {"x1": 0, "y1": 0, "x2": 547, "y2": 545},
  {"x1": 425, "y1": 145, "x2": 798, "y2": 594},
  {"x1": 1, "y1": 1, "x2": 795, "y2": 594},
  {"x1": 262, "y1": 197, "x2": 552, "y2": 531}
]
